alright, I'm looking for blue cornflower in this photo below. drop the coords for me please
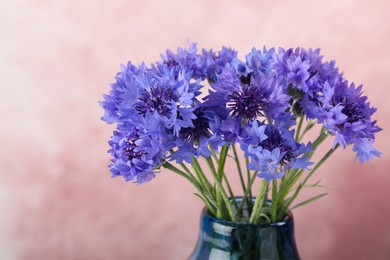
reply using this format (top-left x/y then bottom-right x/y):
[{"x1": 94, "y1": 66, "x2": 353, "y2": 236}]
[
  {"x1": 331, "y1": 82, "x2": 381, "y2": 148},
  {"x1": 161, "y1": 43, "x2": 237, "y2": 81},
  {"x1": 241, "y1": 122, "x2": 312, "y2": 181},
  {"x1": 99, "y1": 61, "x2": 144, "y2": 124},
  {"x1": 196, "y1": 46, "x2": 237, "y2": 81},
  {"x1": 299, "y1": 48, "x2": 323, "y2": 70},
  {"x1": 171, "y1": 106, "x2": 225, "y2": 163},
  {"x1": 245, "y1": 47, "x2": 275, "y2": 73},
  {"x1": 285, "y1": 56, "x2": 311, "y2": 93},
  {"x1": 251, "y1": 148, "x2": 286, "y2": 182},
  {"x1": 315, "y1": 60, "x2": 343, "y2": 89},
  {"x1": 203, "y1": 65, "x2": 290, "y2": 142},
  {"x1": 161, "y1": 42, "x2": 208, "y2": 80},
  {"x1": 134, "y1": 67, "x2": 198, "y2": 135},
  {"x1": 299, "y1": 74, "x2": 381, "y2": 160},
  {"x1": 313, "y1": 81, "x2": 381, "y2": 148},
  {"x1": 231, "y1": 58, "x2": 251, "y2": 77},
  {"x1": 273, "y1": 47, "x2": 333, "y2": 102},
  {"x1": 161, "y1": 42, "x2": 198, "y2": 71},
  {"x1": 273, "y1": 112, "x2": 297, "y2": 129},
  {"x1": 100, "y1": 61, "x2": 203, "y2": 182},
  {"x1": 108, "y1": 127, "x2": 167, "y2": 184}
]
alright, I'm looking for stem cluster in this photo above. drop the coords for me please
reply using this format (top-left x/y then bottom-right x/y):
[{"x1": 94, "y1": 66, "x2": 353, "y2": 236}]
[{"x1": 163, "y1": 116, "x2": 338, "y2": 223}]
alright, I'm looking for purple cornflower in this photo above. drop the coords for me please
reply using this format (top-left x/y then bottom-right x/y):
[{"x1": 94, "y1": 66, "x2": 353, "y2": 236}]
[
  {"x1": 99, "y1": 61, "x2": 144, "y2": 124},
  {"x1": 108, "y1": 127, "x2": 167, "y2": 184},
  {"x1": 241, "y1": 122, "x2": 312, "y2": 181},
  {"x1": 272, "y1": 46, "x2": 382, "y2": 163},
  {"x1": 273, "y1": 47, "x2": 324, "y2": 94},
  {"x1": 161, "y1": 43, "x2": 237, "y2": 81},
  {"x1": 298, "y1": 75, "x2": 381, "y2": 162},
  {"x1": 100, "y1": 60, "x2": 203, "y2": 183},
  {"x1": 203, "y1": 65, "x2": 290, "y2": 142},
  {"x1": 135, "y1": 66, "x2": 199, "y2": 135},
  {"x1": 329, "y1": 82, "x2": 381, "y2": 155},
  {"x1": 245, "y1": 47, "x2": 275, "y2": 73},
  {"x1": 171, "y1": 106, "x2": 225, "y2": 163}
]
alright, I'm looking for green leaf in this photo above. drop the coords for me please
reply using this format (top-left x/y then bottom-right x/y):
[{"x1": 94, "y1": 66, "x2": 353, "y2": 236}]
[{"x1": 290, "y1": 193, "x2": 328, "y2": 210}]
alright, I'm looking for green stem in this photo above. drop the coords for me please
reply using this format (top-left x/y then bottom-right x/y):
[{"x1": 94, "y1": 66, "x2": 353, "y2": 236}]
[
  {"x1": 232, "y1": 144, "x2": 247, "y2": 214},
  {"x1": 191, "y1": 156, "x2": 215, "y2": 200},
  {"x1": 211, "y1": 148, "x2": 219, "y2": 164},
  {"x1": 163, "y1": 162, "x2": 217, "y2": 215},
  {"x1": 237, "y1": 170, "x2": 258, "y2": 214},
  {"x1": 270, "y1": 179, "x2": 278, "y2": 222},
  {"x1": 277, "y1": 170, "x2": 302, "y2": 206},
  {"x1": 232, "y1": 144, "x2": 246, "y2": 194},
  {"x1": 309, "y1": 128, "x2": 329, "y2": 157},
  {"x1": 218, "y1": 145, "x2": 229, "y2": 180},
  {"x1": 281, "y1": 127, "x2": 328, "y2": 193},
  {"x1": 163, "y1": 161, "x2": 196, "y2": 187},
  {"x1": 245, "y1": 157, "x2": 253, "y2": 209},
  {"x1": 214, "y1": 145, "x2": 230, "y2": 219},
  {"x1": 249, "y1": 180, "x2": 269, "y2": 224},
  {"x1": 275, "y1": 127, "x2": 329, "y2": 219},
  {"x1": 222, "y1": 175, "x2": 239, "y2": 211},
  {"x1": 298, "y1": 119, "x2": 316, "y2": 142},
  {"x1": 295, "y1": 116, "x2": 304, "y2": 141},
  {"x1": 180, "y1": 161, "x2": 217, "y2": 206},
  {"x1": 205, "y1": 156, "x2": 239, "y2": 212},
  {"x1": 282, "y1": 144, "x2": 340, "y2": 215},
  {"x1": 179, "y1": 162, "x2": 192, "y2": 175},
  {"x1": 209, "y1": 164, "x2": 237, "y2": 221},
  {"x1": 302, "y1": 144, "x2": 340, "y2": 188}
]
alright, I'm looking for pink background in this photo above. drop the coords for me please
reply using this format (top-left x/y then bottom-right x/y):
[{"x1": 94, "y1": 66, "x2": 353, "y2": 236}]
[{"x1": 1, "y1": 0, "x2": 389, "y2": 259}]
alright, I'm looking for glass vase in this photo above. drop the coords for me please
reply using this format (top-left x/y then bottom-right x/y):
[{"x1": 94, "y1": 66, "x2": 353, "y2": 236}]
[{"x1": 189, "y1": 199, "x2": 300, "y2": 260}]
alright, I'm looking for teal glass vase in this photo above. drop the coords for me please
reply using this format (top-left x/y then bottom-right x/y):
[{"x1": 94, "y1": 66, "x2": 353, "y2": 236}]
[{"x1": 189, "y1": 199, "x2": 300, "y2": 260}]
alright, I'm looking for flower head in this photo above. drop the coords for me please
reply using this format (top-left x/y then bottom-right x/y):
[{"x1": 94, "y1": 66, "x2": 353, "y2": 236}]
[
  {"x1": 252, "y1": 148, "x2": 286, "y2": 182},
  {"x1": 241, "y1": 122, "x2": 312, "y2": 181},
  {"x1": 108, "y1": 126, "x2": 167, "y2": 184},
  {"x1": 203, "y1": 65, "x2": 290, "y2": 142},
  {"x1": 161, "y1": 42, "x2": 237, "y2": 81},
  {"x1": 305, "y1": 79, "x2": 381, "y2": 154},
  {"x1": 171, "y1": 106, "x2": 225, "y2": 163},
  {"x1": 100, "y1": 59, "x2": 204, "y2": 182},
  {"x1": 245, "y1": 47, "x2": 275, "y2": 73}
]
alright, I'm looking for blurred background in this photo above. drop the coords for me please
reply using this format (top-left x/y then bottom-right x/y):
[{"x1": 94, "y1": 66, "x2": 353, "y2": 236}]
[{"x1": 1, "y1": 0, "x2": 389, "y2": 259}]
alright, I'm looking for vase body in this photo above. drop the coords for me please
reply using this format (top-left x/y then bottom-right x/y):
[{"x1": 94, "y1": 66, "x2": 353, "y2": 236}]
[{"x1": 189, "y1": 204, "x2": 300, "y2": 260}]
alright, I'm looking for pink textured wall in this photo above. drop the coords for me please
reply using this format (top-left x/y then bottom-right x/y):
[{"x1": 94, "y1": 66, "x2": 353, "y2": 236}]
[{"x1": 1, "y1": 0, "x2": 389, "y2": 259}]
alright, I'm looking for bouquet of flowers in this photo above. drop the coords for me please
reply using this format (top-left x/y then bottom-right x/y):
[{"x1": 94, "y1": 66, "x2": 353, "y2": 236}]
[{"x1": 100, "y1": 43, "x2": 381, "y2": 223}]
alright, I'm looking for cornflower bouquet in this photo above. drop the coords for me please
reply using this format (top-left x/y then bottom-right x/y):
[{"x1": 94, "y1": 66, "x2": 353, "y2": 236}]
[{"x1": 100, "y1": 43, "x2": 381, "y2": 224}]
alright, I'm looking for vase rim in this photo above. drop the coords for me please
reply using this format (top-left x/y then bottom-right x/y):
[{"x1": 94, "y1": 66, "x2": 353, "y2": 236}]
[{"x1": 201, "y1": 196, "x2": 294, "y2": 227}]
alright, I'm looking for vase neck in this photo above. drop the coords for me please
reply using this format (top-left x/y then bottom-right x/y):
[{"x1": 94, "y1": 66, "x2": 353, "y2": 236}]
[{"x1": 190, "y1": 207, "x2": 300, "y2": 260}]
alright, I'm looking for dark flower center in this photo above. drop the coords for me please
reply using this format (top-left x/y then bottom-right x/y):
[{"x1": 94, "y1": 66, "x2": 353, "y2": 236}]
[
  {"x1": 341, "y1": 100, "x2": 365, "y2": 123},
  {"x1": 135, "y1": 85, "x2": 178, "y2": 116},
  {"x1": 180, "y1": 107, "x2": 211, "y2": 143},
  {"x1": 308, "y1": 70, "x2": 317, "y2": 80},
  {"x1": 259, "y1": 126, "x2": 295, "y2": 165},
  {"x1": 165, "y1": 58, "x2": 179, "y2": 67},
  {"x1": 124, "y1": 137, "x2": 145, "y2": 160},
  {"x1": 239, "y1": 74, "x2": 251, "y2": 85},
  {"x1": 227, "y1": 85, "x2": 265, "y2": 121}
]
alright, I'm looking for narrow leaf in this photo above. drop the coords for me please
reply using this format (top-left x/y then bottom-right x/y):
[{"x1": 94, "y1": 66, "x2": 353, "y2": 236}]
[{"x1": 290, "y1": 193, "x2": 328, "y2": 210}]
